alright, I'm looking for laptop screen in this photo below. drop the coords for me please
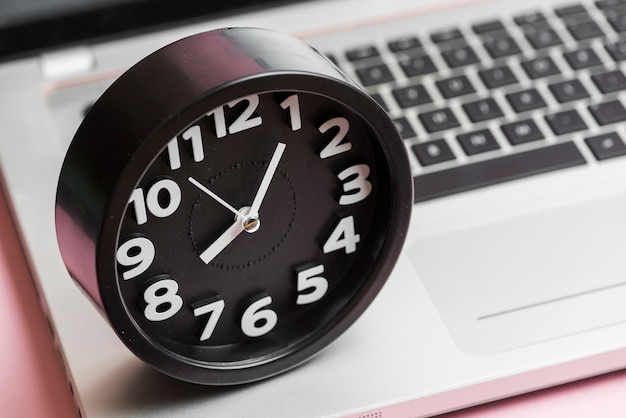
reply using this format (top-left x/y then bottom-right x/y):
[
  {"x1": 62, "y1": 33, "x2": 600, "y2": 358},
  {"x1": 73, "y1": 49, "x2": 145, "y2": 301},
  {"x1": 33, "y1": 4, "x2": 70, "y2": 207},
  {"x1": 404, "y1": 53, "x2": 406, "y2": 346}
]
[{"x1": 0, "y1": 0, "x2": 307, "y2": 61}]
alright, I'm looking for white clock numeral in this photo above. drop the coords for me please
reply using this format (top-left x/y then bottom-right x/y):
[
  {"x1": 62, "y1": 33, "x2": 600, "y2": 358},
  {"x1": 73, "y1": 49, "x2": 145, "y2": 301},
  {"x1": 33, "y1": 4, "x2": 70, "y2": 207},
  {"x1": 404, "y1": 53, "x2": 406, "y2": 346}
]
[
  {"x1": 338, "y1": 164, "x2": 372, "y2": 205},
  {"x1": 182, "y1": 125, "x2": 205, "y2": 163},
  {"x1": 241, "y1": 295, "x2": 278, "y2": 338},
  {"x1": 167, "y1": 124, "x2": 205, "y2": 170},
  {"x1": 128, "y1": 179, "x2": 181, "y2": 225},
  {"x1": 280, "y1": 94, "x2": 302, "y2": 131},
  {"x1": 166, "y1": 138, "x2": 181, "y2": 170},
  {"x1": 116, "y1": 236, "x2": 155, "y2": 280},
  {"x1": 323, "y1": 215, "x2": 361, "y2": 255},
  {"x1": 296, "y1": 264, "x2": 328, "y2": 305},
  {"x1": 193, "y1": 298, "x2": 225, "y2": 341},
  {"x1": 207, "y1": 94, "x2": 263, "y2": 138},
  {"x1": 318, "y1": 116, "x2": 351, "y2": 159},
  {"x1": 208, "y1": 102, "x2": 227, "y2": 138},
  {"x1": 143, "y1": 278, "x2": 183, "y2": 321}
]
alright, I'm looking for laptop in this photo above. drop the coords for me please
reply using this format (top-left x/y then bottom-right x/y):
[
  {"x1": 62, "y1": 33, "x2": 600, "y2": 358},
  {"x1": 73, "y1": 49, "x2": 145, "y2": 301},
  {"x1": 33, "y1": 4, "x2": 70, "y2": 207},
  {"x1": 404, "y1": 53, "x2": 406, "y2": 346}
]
[{"x1": 2, "y1": 0, "x2": 626, "y2": 416}]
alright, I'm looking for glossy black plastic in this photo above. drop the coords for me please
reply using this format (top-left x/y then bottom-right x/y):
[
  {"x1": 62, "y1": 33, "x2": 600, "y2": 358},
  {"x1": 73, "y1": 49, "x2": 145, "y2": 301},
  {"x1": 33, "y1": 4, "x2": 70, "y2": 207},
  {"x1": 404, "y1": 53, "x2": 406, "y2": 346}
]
[{"x1": 55, "y1": 28, "x2": 412, "y2": 384}]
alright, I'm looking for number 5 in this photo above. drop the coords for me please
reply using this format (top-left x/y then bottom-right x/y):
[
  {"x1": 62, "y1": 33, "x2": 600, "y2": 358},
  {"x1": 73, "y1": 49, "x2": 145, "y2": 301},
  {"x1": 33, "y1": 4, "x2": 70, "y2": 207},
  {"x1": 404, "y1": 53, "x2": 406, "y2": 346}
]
[{"x1": 296, "y1": 264, "x2": 328, "y2": 305}]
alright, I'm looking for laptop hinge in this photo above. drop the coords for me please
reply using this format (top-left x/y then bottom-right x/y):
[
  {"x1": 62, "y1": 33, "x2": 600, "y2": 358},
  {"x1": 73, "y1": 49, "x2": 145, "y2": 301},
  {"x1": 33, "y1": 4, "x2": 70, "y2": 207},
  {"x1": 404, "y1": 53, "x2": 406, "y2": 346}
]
[{"x1": 39, "y1": 47, "x2": 96, "y2": 80}]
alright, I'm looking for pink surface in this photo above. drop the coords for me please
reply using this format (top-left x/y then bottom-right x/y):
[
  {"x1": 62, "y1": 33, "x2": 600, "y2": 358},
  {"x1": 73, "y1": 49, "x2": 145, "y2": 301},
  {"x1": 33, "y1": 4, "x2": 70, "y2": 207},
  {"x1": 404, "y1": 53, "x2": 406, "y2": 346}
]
[
  {"x1": 1, "y1": 185, "x2": 626, "y2": 417},
  {"x1": 0, "y1": 188, "x2": 77, "y2": 418}
]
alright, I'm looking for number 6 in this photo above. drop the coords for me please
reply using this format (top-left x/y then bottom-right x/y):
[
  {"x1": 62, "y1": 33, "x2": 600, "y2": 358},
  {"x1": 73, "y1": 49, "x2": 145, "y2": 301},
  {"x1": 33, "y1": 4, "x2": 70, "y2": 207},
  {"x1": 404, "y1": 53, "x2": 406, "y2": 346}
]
[{"x1": 241, "y1": 296, "x2": 277, "y2": 338}]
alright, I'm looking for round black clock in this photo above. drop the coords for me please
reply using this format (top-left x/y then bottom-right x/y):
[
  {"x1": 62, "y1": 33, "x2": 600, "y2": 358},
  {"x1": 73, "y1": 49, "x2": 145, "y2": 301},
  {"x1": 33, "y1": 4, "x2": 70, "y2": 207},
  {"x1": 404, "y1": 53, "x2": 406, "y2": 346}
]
[{"x1": 55, "y1": 28, "x2": 412, "y2": 385}]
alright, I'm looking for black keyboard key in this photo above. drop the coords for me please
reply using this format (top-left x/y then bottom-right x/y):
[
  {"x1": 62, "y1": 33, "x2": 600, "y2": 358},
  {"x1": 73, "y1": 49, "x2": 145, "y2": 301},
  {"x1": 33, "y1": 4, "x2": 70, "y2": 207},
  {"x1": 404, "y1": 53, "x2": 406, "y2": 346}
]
[
  {"x1": 592, "y1": 69, "x2": 626, "y2": 93},
  {"x1": 442, "y1": 45, "x2": 479, "y2": 68},
  {"x1": 525, "y1": 28, "x2": 563, "y2": 49},
  {"x1": 607, "y1": 12, "x2": 626, "y2": 32},
  {"x1": 479, "y1": 66, "x2": 518, "y2": 88},
  {"x1": 355, "y1": 63, "x2": 395, "y2": 86},
  {"x1": 430, "y1": 28, "x2": 463, "y2": 43},
  {"x1": 413, "y1": 142, "x2": 586, "y2": 202},
  {"x1": 436, "y1": 75, "x2": 475, "y2": 98},
  {"x1": 555, "y1": 4, "x2": 587, "y2": 16},
  {"x1": 392, "y1": 84, "x2": 432, "y2": 108},
  {"x1": 388, "y1": 36, "x2": 422, "y2": 52},
  {"x1": 549, "y1": 79, "x2": 590, "y2": 102},
  {"x1": 563, "y1": 48, "x2": 603, "y2": 69},
  {"x1": 595, "y1": 0, "x2": 626, "y2": 9},
  {"x1": 605, "y1": 40, "x2": 626, "y2": 61},
  {"x1": 462, "y1": 98, "x2": 504, "y2": 122},
  {"x1": 514, "y1": 11, "x2": 547, "y2": 25},
  {"x1": 521, "y1": 56, "x2": 561, "y2": 79},
  {"x1": 419, "y1": 108, "x2": 460, "y2": 132},
  {"x1": 506, "y1": 89, "x2": 547, "y2": 112},
  {"x1": 457, "y1": 129, "x2": 500, "y2": 155},
  {"x1": 484, "y1": 37, "x2": 522, "y2": 58},
  {"x1": 399, "y1": 54, "x2": 438, "y2": 77},
  {"x1": 346, "y1": 45, "x2": 379, "y2": 61},
  {"x1": 588, "y1": 99, "x2": 626, "y2": 125},
  {"x1": 567, "y1": 19, "x2": 604, "y2": 40},
  {"x1": 585, "y1": 132, "x2": 626, "y2": 160},
  {"x1": 473, "y1": 20, "x2": 506, "y2": 34},
  {"x1": 501, "y1": 119, "x2": 544, "y2": 145},
  {"x1": 393, "y1": 117, "x2": 417, "y2": 139},
  {"x1": 325, "y1": 53, "x2": 339, "y2": 66},
  {"x1": 412, "y1": 139, "x2": 456, "y2": 166},
  {"x1": 545, "y1": 109, "x2": 588, "y2": 135}
]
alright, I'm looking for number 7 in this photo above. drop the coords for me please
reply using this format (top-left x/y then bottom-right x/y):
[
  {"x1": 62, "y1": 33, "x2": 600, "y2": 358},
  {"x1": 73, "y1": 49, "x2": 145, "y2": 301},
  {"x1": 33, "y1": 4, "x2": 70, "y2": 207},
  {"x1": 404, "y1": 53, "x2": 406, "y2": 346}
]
[{"x1": 193, "y1": 298, "x2": 225, "y2": 342}]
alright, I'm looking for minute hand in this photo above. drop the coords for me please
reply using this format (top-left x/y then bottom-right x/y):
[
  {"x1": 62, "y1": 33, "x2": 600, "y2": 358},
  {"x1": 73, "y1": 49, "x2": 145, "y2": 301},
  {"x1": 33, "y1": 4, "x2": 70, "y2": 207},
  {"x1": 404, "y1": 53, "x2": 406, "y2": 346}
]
[{"x1": 249, "y1": 142, "x2": 286, "y2": 217}]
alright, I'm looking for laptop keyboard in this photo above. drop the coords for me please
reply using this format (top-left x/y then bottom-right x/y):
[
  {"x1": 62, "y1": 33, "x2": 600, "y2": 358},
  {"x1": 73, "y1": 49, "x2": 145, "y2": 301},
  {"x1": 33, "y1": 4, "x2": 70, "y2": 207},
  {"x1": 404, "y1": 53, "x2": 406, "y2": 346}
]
[{"x1": 326, "y1": 0, "x2": 626, "y2": 202}]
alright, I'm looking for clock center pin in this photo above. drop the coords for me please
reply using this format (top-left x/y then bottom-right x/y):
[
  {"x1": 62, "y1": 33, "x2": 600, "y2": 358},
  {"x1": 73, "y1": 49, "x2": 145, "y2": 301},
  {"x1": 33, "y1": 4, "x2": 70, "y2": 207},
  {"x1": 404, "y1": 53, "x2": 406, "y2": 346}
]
[{"x1": 238, "y1": 206, "x2": 261, "y2": 233}]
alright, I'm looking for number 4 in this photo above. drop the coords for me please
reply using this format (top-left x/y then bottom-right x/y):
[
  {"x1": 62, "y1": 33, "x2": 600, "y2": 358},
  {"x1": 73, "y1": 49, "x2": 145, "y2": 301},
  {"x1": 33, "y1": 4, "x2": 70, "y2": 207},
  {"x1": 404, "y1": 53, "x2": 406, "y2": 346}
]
[{"x1": 323, "y1": 215, "x2": 360, "y2": 255}]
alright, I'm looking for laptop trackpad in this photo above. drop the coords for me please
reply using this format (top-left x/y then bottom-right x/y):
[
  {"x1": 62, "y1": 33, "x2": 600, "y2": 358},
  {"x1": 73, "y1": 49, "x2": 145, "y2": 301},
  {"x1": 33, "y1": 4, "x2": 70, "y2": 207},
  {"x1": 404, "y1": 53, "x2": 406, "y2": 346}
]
[{"x1": 409, "y1": 193, "x2": 626, "y2": 355}]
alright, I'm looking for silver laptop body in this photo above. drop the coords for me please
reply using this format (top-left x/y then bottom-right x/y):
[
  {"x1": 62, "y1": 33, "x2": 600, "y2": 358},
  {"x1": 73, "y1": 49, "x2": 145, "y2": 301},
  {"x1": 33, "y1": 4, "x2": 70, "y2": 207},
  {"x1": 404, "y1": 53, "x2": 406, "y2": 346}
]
[{"x1": 1, "y1": 0, "x2": 626, "y2": 416}]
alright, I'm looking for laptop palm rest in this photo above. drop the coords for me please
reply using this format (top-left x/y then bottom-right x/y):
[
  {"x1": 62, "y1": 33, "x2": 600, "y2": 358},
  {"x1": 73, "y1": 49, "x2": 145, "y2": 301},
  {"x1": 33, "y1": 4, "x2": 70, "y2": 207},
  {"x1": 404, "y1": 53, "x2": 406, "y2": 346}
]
[{"x1": 409, "y1": 192, "x2": 626, "y2": 355}]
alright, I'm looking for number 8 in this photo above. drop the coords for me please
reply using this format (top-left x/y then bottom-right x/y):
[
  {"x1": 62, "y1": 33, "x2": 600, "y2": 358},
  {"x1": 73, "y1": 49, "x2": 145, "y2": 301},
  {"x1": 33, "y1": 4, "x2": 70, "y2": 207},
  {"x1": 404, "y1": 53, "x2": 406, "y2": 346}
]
[{"x1": 144, "y1": 278, "x2": 183, "y2": 322}]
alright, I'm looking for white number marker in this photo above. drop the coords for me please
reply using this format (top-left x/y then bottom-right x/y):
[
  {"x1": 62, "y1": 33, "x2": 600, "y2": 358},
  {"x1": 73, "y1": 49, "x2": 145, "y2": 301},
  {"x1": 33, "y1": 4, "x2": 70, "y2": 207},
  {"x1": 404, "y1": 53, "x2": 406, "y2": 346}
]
[
  {"x1": 280, "y1": 94, "x2": 302, "y2": 131},
  {"x1": 166, "y1": 137, "x2": 181, "y2": 170},
  {"x1": 182, "y1": 125, "x2": 204, "y2": 162},
  {"x1": 116, "y1": 237, "x2": 155, "y2": 280},
  {"x1": 296, "y1": 264, "x2": 328, "y2": 305},
  {"x1": 207, "y1": 95, "x2": 262, "y2": 138},
  {"x1": 143, "y1": 278, "x2": 183, "y2": 321},
  {"x1": 128, "y1": 179, "x2": 182, "y2": 225},
  {"x1": 323, "y1": 215, "x2": 361, "y2": 255},
  {"x1": 319, "y1": 116, "x2": 351, "y2": 159},
  {"x1": 241, "y1": 296, "x2": 277, "y2": 338},
  {"x1": 193, "y1": 298, "x2": 226, "y2": 341},
  {"x1": 337, "y1": 164, "x2": 372, "y2": 205}
]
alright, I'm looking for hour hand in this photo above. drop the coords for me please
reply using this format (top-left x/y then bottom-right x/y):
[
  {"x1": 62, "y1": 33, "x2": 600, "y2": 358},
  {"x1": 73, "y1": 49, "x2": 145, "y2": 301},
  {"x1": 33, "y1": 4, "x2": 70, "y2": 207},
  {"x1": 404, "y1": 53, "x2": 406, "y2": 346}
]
[{"x1": 199, "y1": 221, "x2": 244, "y2": 264}]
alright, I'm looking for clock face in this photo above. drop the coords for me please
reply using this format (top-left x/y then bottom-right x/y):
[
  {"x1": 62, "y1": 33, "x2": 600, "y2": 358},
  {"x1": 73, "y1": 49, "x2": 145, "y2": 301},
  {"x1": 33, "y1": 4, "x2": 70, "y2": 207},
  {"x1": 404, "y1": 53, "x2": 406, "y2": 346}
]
[{"x1": 113, "y1": 90, "x2": 395, "y2": 371}]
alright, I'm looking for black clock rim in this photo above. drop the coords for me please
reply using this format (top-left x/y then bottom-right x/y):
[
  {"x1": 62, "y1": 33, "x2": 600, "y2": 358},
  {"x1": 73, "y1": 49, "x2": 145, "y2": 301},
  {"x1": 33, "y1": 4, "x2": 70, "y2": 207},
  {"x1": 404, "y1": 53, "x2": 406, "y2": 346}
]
[{"x1": 56, "y1": 28, "x2": 413, "y2": 385}]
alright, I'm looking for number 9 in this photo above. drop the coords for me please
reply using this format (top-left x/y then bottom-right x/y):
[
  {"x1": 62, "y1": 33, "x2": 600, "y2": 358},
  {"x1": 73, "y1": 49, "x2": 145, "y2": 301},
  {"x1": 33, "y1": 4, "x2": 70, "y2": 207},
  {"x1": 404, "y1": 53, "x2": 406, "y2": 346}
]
[{"x1": 116, "y1": 236, "x2": 155, "y2": 280}]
